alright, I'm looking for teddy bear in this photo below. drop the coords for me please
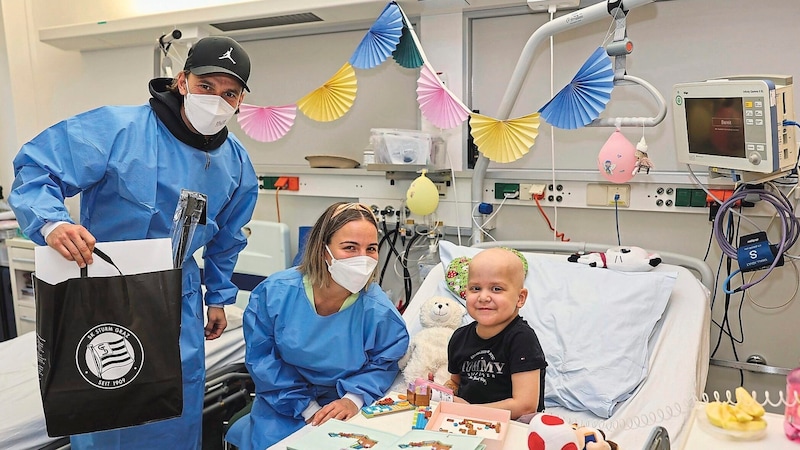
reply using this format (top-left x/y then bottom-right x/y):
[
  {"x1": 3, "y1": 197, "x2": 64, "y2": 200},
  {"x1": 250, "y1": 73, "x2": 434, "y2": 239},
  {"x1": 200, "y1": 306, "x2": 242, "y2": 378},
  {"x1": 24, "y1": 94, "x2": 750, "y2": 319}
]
[
  {"x1": 527, "y1": 413, "x2": 619, "y2": 450},
  {"x1": 398, "y1": 295, "x2": 466, "y2": 385},
  {"x1": 567, "y1": 246, "x2": 661, "y2": 272}
]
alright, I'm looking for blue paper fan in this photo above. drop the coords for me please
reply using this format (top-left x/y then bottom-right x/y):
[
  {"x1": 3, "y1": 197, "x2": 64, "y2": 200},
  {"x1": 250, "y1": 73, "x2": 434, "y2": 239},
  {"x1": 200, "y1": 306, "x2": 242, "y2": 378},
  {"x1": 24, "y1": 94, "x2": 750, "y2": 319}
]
[
  {"x1": 349, "y1": 2, "x2": 403, "y2": 70},
  {"x1": 538, "y1": 47, "x2": 614, "y2": 129}
]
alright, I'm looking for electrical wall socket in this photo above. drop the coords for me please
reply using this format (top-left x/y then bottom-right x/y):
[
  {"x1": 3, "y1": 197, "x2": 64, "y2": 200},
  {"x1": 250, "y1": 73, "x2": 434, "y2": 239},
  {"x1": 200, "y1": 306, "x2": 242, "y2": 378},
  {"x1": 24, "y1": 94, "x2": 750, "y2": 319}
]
[
  {"x1": 586, "y1": 183, "x2": 631, "y2": 207},
  {"x1": 519, "y1": 183, "x2": 534, "y2": 200},
  {"x1": 607, "y1": 185, "x2": 631, "y2": 207}
]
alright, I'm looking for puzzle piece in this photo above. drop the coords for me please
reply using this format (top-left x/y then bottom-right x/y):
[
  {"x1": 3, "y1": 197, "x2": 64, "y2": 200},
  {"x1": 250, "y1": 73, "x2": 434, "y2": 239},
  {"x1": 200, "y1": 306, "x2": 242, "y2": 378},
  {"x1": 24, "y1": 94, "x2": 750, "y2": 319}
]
[{"x1": 360, "y1": 398, "x2": 414, "y2": 418}]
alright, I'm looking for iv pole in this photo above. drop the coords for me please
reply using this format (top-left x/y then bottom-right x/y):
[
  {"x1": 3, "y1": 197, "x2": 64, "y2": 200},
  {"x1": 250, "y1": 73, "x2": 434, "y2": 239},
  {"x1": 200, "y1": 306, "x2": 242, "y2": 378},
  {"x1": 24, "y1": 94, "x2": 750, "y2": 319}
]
[{"x1": 470, "y1": 0, "x2": 660, "y2": 244}]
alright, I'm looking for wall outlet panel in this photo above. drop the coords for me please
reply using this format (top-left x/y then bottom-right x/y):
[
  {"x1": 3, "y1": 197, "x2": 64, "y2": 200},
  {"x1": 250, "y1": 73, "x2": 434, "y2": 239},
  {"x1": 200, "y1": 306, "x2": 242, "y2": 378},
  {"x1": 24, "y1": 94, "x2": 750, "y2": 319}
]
[
  {"x1": 494, "y1": 183, "x2": 520, "y2": 200},
  {"x1": 480, "y1": 180, "x2": 753, "y2": 215}
]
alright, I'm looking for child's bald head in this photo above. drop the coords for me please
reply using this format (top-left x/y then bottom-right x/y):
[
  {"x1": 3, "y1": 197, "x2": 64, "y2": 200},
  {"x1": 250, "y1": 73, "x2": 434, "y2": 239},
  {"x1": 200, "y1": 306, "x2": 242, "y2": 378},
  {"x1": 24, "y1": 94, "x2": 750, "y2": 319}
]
[{"x1": 469, "y1": 247, "x2": 527, "y2": 290}]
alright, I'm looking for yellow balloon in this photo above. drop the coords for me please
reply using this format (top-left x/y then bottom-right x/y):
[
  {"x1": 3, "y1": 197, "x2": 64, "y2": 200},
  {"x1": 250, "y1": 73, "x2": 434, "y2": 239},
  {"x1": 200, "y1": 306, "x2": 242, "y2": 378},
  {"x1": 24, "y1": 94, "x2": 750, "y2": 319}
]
[{"x1": 406, "y1": 173, "x2": 439, "y2": 216}]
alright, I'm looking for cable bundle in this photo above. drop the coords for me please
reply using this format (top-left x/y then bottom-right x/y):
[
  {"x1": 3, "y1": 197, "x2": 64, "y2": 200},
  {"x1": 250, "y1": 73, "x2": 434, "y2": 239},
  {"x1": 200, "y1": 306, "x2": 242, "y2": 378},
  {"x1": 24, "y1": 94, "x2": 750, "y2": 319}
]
[{"x1": 714, "y1": 185, "x2": 800, "y2": 293}]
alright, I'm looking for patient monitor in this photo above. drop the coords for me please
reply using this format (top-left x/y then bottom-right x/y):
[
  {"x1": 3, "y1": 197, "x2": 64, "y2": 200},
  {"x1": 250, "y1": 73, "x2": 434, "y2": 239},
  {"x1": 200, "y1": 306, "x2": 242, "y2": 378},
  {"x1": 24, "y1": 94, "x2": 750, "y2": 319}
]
[{"x1": 673, "y1": 75, "x2": 796, "y2": 180}]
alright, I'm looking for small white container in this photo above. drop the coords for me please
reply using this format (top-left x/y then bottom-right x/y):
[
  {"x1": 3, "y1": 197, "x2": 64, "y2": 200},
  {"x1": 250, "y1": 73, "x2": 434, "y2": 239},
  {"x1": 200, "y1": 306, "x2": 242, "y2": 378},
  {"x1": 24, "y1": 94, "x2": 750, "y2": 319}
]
[
  {"x1": 363, "y1": 150, "x2": 375, "y2": 166},
  {"x1": 370, "y1": 128, "x2": 432, "y2": 165}
]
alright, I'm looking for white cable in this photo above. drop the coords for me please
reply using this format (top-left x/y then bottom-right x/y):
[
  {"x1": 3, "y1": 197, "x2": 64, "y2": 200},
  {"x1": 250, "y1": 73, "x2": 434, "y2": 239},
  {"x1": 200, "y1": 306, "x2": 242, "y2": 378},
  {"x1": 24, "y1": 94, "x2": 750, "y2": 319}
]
[
  {"x1": 548, "y1": 6, "x2": 559, "y2": 242},
  {"x1": 445, "y1": 144, "x2": 463, "y2": 245},
  {"x1": 470, "y1": 195, "x2": 511, "y2": 243}
]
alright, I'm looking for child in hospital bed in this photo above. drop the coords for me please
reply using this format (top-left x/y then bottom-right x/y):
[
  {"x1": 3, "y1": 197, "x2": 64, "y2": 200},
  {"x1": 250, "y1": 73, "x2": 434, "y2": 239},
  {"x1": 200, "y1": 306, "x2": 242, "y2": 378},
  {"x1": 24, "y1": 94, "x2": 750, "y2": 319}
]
[{"x1": 445, "y1": 247, "x2": 547, "y2": 420}]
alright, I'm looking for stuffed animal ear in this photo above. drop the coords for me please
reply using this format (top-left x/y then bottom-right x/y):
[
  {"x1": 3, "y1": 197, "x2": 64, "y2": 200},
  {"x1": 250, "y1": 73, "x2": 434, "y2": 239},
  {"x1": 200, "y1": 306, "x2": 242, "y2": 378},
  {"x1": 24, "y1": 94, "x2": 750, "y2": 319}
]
[{"x1": 445, "y1": 256, "x2": 471, "y2": 300}]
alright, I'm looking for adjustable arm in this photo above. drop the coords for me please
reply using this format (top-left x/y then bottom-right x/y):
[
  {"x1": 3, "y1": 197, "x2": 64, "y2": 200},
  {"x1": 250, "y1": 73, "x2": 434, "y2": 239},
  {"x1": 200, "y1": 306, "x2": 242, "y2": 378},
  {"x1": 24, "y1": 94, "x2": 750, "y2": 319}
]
[{"x1": 471, "y1": 0, "x2": 657, "y2": 244}]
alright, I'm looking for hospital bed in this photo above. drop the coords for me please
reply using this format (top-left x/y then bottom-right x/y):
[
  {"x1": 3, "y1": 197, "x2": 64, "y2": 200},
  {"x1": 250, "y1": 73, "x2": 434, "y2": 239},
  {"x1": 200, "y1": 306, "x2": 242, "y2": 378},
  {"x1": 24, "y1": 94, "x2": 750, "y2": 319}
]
[
  {"x1": 0, "y1": 305, "x2": 250, "y2": 450},
  {"x1": 401, "y1": 240, "x2": 713, "y2": 450},
  {"x1": 267, "y1": 240, "x2": 711, "y2": 450}
]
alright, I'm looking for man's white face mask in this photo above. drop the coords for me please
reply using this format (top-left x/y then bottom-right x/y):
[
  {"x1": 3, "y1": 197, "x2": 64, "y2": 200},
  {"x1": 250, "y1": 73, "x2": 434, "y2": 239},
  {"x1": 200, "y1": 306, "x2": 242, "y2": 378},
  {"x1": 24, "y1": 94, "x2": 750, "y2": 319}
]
[
  {"x1": 184, "y1": 80, "x2": 237, "y2": 135},
  {"x1": 325, "y1": 245, "x2": 378, "y2": 293}
]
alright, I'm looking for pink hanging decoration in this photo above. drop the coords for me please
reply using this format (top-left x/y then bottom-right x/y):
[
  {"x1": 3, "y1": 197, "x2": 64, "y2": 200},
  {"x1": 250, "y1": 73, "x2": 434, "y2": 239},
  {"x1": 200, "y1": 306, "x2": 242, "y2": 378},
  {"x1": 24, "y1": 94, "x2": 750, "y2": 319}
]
[
  {"x1": 416, "y1": 65, "x2": 470, "y2": 129},
  {"x1": 597, "y1": 129, "x2": 637, "y2": 183},
  {"x1": 237, "y1": 103, "x2": 297, "y2": 143}
]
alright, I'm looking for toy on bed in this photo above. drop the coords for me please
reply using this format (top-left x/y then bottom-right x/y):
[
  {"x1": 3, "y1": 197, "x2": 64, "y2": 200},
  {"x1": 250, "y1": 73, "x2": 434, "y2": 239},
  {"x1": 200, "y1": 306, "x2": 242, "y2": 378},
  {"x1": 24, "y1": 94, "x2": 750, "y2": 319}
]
[
  {"x1": 567, "y1": 246, "x2": 661, "y2": 272},
  {"x1": 527, "y1": 413, "x2": 618, "y2": 450},
  {"x1": 398, "y1": 295, "x2": 466, "y2": 385}
]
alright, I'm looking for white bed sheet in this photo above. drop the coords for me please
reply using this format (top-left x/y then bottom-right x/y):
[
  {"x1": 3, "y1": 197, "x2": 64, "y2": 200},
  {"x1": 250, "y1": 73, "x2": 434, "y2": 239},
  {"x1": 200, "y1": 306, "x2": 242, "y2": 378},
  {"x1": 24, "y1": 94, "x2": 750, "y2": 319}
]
[
  {"x1": 0, "y1": 306, "x2": 248, "y2": 450},
  {"x1": 400, "y1": 254, "x2": 711, "y2": 450}
]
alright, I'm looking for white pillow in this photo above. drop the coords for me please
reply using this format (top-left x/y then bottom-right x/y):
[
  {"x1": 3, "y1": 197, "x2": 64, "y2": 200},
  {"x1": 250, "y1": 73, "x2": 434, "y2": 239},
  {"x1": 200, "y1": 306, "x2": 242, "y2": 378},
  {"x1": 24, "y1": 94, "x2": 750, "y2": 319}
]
[{"x1": 437, "y1": 241, "x2": 677, "y2": 418}]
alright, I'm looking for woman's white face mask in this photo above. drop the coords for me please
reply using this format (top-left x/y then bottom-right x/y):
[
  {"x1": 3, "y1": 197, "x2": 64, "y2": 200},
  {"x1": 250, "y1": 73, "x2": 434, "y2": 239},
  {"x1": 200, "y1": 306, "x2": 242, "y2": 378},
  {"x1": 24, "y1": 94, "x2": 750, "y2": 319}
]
[
  {"x1": 184, "y1": 80, "x2": 237, "y2": 135},
  {"x1": 325, "y1": 246, "x2": 378, "y2": 293}
]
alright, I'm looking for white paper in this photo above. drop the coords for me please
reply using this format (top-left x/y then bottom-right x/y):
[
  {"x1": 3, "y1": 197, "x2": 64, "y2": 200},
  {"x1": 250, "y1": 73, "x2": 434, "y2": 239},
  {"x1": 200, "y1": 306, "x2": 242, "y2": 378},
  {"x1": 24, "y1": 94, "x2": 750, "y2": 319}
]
[{"x1": 34, "y1": 238, "x2": 173, "y2": 285}]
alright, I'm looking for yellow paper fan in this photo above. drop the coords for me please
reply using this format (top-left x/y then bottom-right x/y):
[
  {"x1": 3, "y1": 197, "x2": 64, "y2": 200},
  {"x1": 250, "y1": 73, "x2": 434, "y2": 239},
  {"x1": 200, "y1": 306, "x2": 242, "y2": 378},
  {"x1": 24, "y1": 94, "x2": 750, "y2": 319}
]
[
  {"x1": 469, "y1": 112, "x2": 541, "y2": 163},
  {"x1": 297, "y1": 63, "x2": 358, "y2": 122}
]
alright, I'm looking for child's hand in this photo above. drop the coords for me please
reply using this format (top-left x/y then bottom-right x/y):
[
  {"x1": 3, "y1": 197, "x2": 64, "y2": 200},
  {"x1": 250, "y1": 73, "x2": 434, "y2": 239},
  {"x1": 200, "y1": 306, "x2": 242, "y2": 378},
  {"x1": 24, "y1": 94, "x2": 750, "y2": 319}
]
[
  {"x1": 452, "y1": 396, "x2": 468, "y2": 404},
  {"x1": 443, "y1": 379, "x2": 459, "y2": 394}
]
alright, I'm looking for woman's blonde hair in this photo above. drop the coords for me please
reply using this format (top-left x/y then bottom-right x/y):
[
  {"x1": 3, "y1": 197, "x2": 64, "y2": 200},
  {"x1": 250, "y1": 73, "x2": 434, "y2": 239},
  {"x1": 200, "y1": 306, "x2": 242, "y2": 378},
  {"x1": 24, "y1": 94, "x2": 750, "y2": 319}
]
[{"x1": 298, "y1": 202, "x2": 380, "y2": 289}]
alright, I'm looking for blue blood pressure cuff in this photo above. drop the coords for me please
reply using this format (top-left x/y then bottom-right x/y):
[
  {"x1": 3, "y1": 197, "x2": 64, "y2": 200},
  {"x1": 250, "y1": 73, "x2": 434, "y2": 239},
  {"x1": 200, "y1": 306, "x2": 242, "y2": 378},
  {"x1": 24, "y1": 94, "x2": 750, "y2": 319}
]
[{"x1": 737, "y1": 232, "x2": 784, "y2": 272}]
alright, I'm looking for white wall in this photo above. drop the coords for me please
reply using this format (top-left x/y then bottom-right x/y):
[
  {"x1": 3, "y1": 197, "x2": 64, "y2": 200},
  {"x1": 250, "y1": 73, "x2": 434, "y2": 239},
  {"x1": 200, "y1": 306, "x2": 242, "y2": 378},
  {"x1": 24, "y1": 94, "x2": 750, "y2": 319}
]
[{"x1": 2, "y1": 0, "x2": 800, "y2": 412}]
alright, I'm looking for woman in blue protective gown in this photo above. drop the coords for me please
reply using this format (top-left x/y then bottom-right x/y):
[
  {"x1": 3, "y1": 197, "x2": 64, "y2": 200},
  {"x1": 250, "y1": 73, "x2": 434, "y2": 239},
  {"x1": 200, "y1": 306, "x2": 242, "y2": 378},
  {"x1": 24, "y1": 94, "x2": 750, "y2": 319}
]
[
  {"x1": 228, "y1": 202, "x2": 409, "y2": 449},
  {"x1": 8, "y1": 36, "x2": 258, "y2": 449}
]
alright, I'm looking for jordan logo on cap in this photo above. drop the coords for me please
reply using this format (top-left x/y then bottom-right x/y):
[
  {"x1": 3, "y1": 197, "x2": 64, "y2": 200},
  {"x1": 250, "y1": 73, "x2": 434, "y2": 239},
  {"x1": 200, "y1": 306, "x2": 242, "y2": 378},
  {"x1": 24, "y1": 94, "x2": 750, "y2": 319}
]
[{"x1": 219, "y1": 48, "x2": 236, "y2": 64}]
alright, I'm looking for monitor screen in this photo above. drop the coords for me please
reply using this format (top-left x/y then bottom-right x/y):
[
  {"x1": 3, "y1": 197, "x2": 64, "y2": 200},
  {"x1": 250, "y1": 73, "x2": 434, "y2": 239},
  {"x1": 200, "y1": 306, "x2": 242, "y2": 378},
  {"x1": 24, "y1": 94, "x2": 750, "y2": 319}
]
[
  {"x1": 685, "y1": 97, "x2": 746, "y2": 158},
  {"x1": 673, "y1": 77, "x2": 795, "y2": 175}
]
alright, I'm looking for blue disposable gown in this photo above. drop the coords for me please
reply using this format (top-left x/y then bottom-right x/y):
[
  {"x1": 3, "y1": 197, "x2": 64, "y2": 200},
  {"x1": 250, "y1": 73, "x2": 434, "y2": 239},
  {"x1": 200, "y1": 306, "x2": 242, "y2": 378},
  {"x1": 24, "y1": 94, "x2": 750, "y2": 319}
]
[
  {"x1": 9, "y1": 105, "x2": 259, "y2": 449},
  {"x1": 242, "y1": 269, "x2": 409, "y2": 449}
]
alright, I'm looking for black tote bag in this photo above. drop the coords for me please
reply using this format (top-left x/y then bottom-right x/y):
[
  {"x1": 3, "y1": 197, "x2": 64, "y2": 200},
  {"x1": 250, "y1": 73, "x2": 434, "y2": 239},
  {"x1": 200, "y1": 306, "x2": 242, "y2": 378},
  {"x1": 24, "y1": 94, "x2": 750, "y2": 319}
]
[{"x1": 34, "y1": 247, "x2": 184, "y2": 437}]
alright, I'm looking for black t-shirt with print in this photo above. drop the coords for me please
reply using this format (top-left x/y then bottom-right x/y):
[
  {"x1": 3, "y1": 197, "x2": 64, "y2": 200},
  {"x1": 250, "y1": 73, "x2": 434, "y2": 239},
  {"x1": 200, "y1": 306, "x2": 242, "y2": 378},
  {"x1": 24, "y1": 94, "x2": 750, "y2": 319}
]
[{"x1": 447, "y1": 315, "x2": 547, "y2": 411}]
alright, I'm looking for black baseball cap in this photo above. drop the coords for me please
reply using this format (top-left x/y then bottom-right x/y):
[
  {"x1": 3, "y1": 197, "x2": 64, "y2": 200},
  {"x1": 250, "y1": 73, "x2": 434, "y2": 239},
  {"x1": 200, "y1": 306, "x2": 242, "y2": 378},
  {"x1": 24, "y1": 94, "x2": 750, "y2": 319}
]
[{"x1": 184, "y1": 36, "x2": 251, "y2": 92}]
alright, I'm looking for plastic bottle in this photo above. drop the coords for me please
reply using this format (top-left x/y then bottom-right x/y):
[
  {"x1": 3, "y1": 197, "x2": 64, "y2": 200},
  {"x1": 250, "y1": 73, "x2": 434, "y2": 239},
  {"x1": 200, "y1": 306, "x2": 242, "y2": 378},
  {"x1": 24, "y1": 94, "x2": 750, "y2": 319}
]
[
  {"x1": 418, "y1": 242, "x2": 440, "y2": 283},
  {"x1": 786, "y1": 366, "x2": 800, "y2": 442}
]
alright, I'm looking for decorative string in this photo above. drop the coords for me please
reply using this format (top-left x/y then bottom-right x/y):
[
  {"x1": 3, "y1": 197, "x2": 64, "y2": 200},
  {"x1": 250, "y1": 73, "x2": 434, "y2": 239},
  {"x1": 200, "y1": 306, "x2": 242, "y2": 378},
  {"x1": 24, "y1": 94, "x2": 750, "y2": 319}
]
[{"x1": 236, "y1": 0, "x2": 614, "y2": 165}]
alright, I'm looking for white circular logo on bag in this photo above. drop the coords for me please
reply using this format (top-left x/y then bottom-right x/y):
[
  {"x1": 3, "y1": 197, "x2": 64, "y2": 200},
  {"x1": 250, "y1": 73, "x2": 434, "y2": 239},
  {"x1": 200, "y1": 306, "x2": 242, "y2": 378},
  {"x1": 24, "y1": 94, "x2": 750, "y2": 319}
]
[{"x1": 76, "y1": 323, "x2": 144, "y2": 389}]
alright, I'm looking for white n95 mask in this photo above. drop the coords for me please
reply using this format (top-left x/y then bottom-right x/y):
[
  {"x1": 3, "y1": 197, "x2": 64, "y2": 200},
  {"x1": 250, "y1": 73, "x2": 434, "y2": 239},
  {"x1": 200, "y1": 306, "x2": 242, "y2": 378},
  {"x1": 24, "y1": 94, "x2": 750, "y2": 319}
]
[
  {"x1": 326, "y1": 246, "x2": 378, "y2": 293},
  {"x1": 184, "y1": 80, "x2": 237, "y2": 135}
]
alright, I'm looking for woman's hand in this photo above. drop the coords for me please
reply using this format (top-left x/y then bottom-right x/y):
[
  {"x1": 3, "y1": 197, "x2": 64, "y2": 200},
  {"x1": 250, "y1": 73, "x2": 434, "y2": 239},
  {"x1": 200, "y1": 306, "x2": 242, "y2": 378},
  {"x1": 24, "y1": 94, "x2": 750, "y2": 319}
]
[{"x1": 308, "y1": 398, "x2": 359, "y2": 426}]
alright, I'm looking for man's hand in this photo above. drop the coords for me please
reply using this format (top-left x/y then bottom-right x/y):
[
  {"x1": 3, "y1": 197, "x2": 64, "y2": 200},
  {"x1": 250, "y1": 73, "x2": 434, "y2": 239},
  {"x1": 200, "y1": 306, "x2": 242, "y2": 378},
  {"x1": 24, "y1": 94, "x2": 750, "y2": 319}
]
[
  {"x1": 308, "y1": 398, "x2": 358, "y2": 426},
  {"x1": 45, "y1": 224, "x2": 96, "y2": 268},
  {"x1": 205, "y1": 307, "x2": 227, "y2": 340}
]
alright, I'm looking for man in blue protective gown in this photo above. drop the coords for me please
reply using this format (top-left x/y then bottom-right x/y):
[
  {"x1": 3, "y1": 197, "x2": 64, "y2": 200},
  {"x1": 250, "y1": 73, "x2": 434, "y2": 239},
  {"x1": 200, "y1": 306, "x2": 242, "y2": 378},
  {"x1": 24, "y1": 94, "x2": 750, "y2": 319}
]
[{"x1": 9, "y1": 36, "x2": 259, "y2": 449}]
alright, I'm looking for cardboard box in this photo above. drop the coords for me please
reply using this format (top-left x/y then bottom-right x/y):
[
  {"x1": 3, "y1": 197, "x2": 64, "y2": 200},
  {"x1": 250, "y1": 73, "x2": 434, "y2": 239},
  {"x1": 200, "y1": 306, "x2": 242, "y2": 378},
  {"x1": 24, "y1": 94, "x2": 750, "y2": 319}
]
[{"x1": 425, "y1": 402, "x2": 510, "y2": 450}]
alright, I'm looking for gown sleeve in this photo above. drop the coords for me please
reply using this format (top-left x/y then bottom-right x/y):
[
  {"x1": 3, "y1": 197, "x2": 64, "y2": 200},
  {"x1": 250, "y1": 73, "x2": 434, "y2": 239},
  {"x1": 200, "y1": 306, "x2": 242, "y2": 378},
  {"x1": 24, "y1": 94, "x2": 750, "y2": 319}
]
[
  {"x1": 244, "y1": 279, "x2": 315, "y2": 418},
  {"x1": 201, "y1": 146, "x2": 258, "y2": 307},
  {"x1": 10, "y1": 111, "x2": 113, "y2": 245},
  {"x1": 335, "y1": 288, "x2": 409, "y2": 405}
]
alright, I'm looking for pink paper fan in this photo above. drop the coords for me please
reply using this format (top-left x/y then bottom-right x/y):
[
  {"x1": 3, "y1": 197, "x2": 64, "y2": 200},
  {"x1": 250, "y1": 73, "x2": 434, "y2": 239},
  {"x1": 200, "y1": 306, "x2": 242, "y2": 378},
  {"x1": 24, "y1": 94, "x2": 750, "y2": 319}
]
[
  {"x1": 237, "y1": 103, "x2": 297, "y2": 142},
  {"x1": 416, "y1": 65, "x2": 470, "y2": 129}
]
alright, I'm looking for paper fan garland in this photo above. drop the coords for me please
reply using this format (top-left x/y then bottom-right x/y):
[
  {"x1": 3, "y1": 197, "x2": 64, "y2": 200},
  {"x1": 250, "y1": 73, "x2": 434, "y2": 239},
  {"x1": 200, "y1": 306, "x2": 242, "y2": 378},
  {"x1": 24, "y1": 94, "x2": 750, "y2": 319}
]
[
  {"x1": 392, "y1": 26, "x2": 423, "y2": 69},
  {"x1": 538, "y1": 46, "x2": 614, "y2": 130},
  {"x1": 469, "y1": 112, "x2": 541, "y2": 163},
  {"x1": 237, "y1": 104, "x2": 297, "y2": 142},
  {"x1": 349, "y1": 2, "x2": 403, "y2": 70},
  {"x1": 416, "y1": 65, "x2": 470, "y2": 129},
  {"x1": 297, "y1": 63, "x2": 358, "y2": 122}
]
